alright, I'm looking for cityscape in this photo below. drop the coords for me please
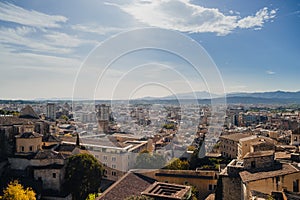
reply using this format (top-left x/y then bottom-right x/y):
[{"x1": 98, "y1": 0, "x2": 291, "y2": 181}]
[{"x1": 0, "y1": 1, "x2": 300, "y2": 200}]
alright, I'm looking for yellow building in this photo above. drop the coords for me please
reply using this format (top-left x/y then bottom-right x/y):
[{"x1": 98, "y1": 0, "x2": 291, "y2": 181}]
[
  {"x1": 15, "y1": 132, "x2": 42, "y2": 154},
  {"x1": 238, "y1": 136, "x2": 277, "y2": 160},
  {"x1": 219, "y1": 133, "x2": 251, "y2": 159}
]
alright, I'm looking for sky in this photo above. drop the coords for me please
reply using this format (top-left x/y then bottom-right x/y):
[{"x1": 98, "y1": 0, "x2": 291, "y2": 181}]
[{"x1": 0, "y1": 0, "x2": 299, "y2": 99}]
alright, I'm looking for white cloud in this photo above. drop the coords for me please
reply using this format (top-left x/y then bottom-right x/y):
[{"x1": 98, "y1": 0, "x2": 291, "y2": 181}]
[
  {"x1": 0, "y1": 26, "x2": 73, "y2": 54},
  {"x1": 0, "y1": 2, "x2": 67, "y2": 28},
  {"x1": 0, "y1": 26, "x2": 96, "y2": 55},
  {"x1": 108, "y1": 0, "x2": 276, "y2": 35},
  {"x1": 266, "y1": 70, "x2": 275, "y2": 75},
  {"x1": 71, "y1": 24, "x2": 127, "y2": 35},
  {"x1": 44, "y1": 31, "x2": 96, "y2": 48},
  {"x1": 238, "y1": 7, "x2": 276, "y2": 29}
]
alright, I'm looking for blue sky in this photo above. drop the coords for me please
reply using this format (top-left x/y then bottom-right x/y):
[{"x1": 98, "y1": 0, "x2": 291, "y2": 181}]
[{"x1": 0, "y1": 0, "x2": 299, "y2": 99}]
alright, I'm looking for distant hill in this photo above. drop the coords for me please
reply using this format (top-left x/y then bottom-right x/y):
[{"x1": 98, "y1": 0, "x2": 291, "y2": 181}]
[
  {"x1": 135, "y1": 90, "x2": 300, "y2": 104},
  {"x1": 1, "y1": 90, "x2": 300, "y2": 105},
  {"x1": 143, "y1": 91, "x2": 220, "y2": 100},
  {"x1": 227, "y1": 90, "x2": 300, "y2": 99}
]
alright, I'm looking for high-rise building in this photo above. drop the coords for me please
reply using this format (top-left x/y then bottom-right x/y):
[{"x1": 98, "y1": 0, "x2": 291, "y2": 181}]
[
  {"x1": 46, "y1": 103, "x2": 56, "y2": 121},
  {"x1": 95, "y1": 104, "x2": 111, "y2": 133}
]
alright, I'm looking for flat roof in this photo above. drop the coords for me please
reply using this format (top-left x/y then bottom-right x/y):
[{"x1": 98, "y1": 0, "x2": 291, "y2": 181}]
[{"x1": 142, "y1": 182, "x2": 191, "y2": 200}]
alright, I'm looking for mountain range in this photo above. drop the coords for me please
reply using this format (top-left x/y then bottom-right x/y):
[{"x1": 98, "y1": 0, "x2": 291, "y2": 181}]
[
  {"x1": 135, "y1": 90, "x2": 300, "y2": 104},
  {"x1": 157, "y1": 90, "x2": 300, "y2": 100}
]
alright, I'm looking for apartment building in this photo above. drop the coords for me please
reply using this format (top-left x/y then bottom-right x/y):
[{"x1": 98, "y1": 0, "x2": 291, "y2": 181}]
[{"x1": 219, "y1": 133, "x2": 251, "y2": 159}]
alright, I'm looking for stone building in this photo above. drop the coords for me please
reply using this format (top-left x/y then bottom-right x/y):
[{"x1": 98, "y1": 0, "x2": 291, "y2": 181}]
[
  {"x1": 237, "y1": 136, "x2": 276, "y2": 160},
  {"x1": 0, "y1": 116, "x2": 49, "y2": 158},
  {"x1": 15, "y1": 132, "x2": 42, "y2": 155},
  {"x1": 7, "y1": 131, "x2": 83, "y2": 199},
  {"x1": 219, "y1": 150, "x2": 300, "y2": 200},
  {"x1": 291, "y1": 128, "x2": 300, "y2": 146},
  {"x1": 240, "y1": 163, "x2": 300, "y2": 199}
]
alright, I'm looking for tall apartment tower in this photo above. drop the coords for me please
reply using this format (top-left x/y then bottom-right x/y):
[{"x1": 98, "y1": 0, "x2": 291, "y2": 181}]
[
  {"x1": 95, "y1": 104, "x2": 111, "y2": 133},
  {"x1": 46, "y1": 103, "x2": 56, "y2": 121}
]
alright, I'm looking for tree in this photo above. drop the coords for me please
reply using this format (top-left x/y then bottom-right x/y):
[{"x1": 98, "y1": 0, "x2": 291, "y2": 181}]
[
  {"x1": 85, "y1": 193, "x2": 97, "y2": 200},
  {"x1": 60, "y1": 115, "x2": 69, "y2": 121},
  {"x1": 165, "y1": 158, "x2": 189, "y2": 170},
  {"x1": 135, "y1": 152, "x2": 166, "y2": 169},
  {"x1": 162, "y1": 123, "x2": 175, "y2": 130},
  {"x1": 64, "y1": 153, "x2": 104, "y2": 200},
  {"x1": 0, "y1": 180, "x2": 36, "y2": 200}
]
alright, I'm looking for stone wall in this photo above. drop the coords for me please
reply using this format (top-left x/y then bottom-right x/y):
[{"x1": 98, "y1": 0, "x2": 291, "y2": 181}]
[
  {"x1": 34, "y1": 168, "x2": 64, "y2": 191},
  {"x1": 8, "y1": 157, "x2": 31, "y2": 170},
  {"x1": 243, "y1": 154, "x2": 274, "y2": 170},
  {"x1": 222, "y1": 176, "x2": 241, "y2": 200}
]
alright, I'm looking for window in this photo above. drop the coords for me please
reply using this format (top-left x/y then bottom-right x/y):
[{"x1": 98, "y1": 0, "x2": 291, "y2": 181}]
[
  {"x1": 112, "y1": 157, "x2": 116, "y2": 162},
  {"x1": 112, "y1": 171, "x2": 117, "y2": 176},
  {"x1": 209, "y1": 184, "x2": 213, "y2": 191},
  {"x1": 276, "y1": 176, "x2": 280, "y2": 185},
  {"x1": 103, "y1": 155, "x2": 107, "y2": 160},
  {"x1": 112, "y1": 164, "x2": 116, "y2": 169},
  {"x1": 52, "y1": 173, "x2": 56, "y2": 178},
  {"x1": 293, "y1": 179, "x2": 299, "y2": 192},
  {"x1": 251, "y1": 161, "x2": 256, "y2": 169},
  {"x1": 29, "y1": 146, "x2": 33, "y2": 152},
  {"x1": 294, "y1": 136, "x2": 298, "y2": 142},
  {"x1": 20, "y1": 146, "x2": 25, "y2": 152}
]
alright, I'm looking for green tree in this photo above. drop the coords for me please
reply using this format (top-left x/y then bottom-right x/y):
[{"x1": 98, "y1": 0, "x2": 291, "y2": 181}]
[
  {"x1": 64, "y1": 153, "x2": 104, "y2": 200},
  {"x1": 60, "y1": 115, "x2": 69, "y2": 121},
  {"x1": 135, "y1": 152, "x2": 166, "y2": 169},
  {"x1": 162, "y1": 123, "x2": 175, "y2": 130},
  {"x1": 0, "y1": 180, "x2": 36, "y2": 200},
  {"x1": 165, "y1": 158, "x2": 189, "y2": 170}
]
